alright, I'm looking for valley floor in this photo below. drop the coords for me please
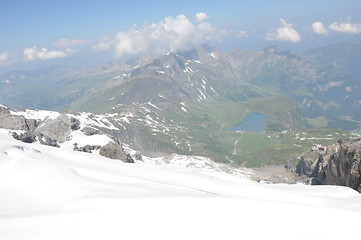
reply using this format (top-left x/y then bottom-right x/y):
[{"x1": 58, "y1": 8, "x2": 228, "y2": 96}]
[{"x1": 0, "y1": 129, "x2": 360, "y2": 240}]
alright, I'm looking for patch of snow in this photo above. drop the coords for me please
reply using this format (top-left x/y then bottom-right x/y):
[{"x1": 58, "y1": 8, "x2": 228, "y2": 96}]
[
  {"x1": 209, "y1": 52, "x2": 218, "y2": 59},
  {"x1": 147, "y1": 101, "x2": 161, "y2": 110},
  {"x1": 307, "y1": 137, "x2": 334, "y2": 140},
  {"x1": 183, "y1": 67, "x2": 194, "y2": 74},
  {"x1": 196, "y1": 88, "x2": 207, "y2": 100},
  {"x1": 61, "y1": 130, "x2": 113, "y2": 151},
  {"x1": 73, "y1": 113, "x2": 118, "y2": 130},
  {"x1": 10, "y1": 109, "x2": 61, "y2": 121},
  {"x1": 1, "y1": 79, "x2": 10, "y2": 84}
]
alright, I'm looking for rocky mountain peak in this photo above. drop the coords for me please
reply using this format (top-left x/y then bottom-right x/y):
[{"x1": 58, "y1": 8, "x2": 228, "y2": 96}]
[
  {"x1": 296, "y1": 137, "x2": 361, "y2": 192},
  {"x1": 263, "y1": 45, "x2": 279, "y2": 54}
]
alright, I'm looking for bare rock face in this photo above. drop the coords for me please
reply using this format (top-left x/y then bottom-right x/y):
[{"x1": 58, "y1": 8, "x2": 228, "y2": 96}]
[
  {"x1": 296, "y1": 138, "x2": 361, "y2": 192},
  {"x1": 99, "y1": 142, "x2": 134, "y2": 163},
  {"x1": 12, "y1": 131, "x2": 60, "y2": 147},
  {"x1": 0, "y1": 105, "x2": 39, "y2": 131},
  {"x1": 81, "y1": 127, "x2": 101, "y2": 136},
  {"x1": 73, "y1": 143, "x2": 101, "y2": 153},
  {"x1": 35, "y1": 115, "x2": 73, "y2": 143},
  {"x1": 316, "y1": 139, "x2": 361, "y2": 192}
]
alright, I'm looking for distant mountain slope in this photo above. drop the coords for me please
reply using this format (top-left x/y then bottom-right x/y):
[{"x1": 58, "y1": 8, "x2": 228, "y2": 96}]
[
  {"x1": 0, "y1": 43, "x2": 360, "y2": 166},
  {"x1": 1, "y1": 43, "x2": 359, "y2": 127}
]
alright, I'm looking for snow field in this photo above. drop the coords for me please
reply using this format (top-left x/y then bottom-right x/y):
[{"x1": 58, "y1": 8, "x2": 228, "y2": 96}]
[{"x1": 0, "y1": 129, "x2": 361, "y2": 240}]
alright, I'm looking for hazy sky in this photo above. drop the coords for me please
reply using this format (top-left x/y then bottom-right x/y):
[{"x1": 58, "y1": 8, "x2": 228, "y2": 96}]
[{"x1": 1, "y1": 0, "x2": 361, "y2": 72}]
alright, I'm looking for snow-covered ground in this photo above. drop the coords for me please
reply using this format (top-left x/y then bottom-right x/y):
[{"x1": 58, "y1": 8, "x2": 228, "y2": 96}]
[{"x1": 0, "y1": 129, "x2": 361, "y2": 240}]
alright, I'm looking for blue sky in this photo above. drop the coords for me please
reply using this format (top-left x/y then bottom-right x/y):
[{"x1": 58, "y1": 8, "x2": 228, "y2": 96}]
[{"x1": 1, "y1": 0, "x2": 361, "y2": 72}]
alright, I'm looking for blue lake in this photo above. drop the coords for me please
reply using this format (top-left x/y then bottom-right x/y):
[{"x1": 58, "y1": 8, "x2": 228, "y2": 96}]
[{"x1": 228, "y1": 112, "x2": 268, "y2": 133}]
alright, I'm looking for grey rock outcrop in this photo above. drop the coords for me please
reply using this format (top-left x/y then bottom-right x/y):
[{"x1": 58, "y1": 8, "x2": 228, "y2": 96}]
[
  {"x1": 81, "y1": 127, "x2": 101, "y2": 136},
  {"x1": 12, "y1": 131, "x2": 37, "y2": 143},
  {"x1": 296, "y1": 138, "x2": 361, "y2": 192},
  {"x1": 99, "y1": 141, "x2": 134, "y2": 163},
  {"x1": 35, "y1": 115, "x2": 73, "y2": 143},
  {"x1": 70, "y1": 117, "x2": 81, "y2": 130},
  {"x1": 12, "y1": 131, "x2": 60, "y2": 147},
  {"x1": 0, "y1": 105, "x2": 39, "y2": 131},
  {"x1": 1, "y1": 105, "x2": 140, "y2": 163},
  {"x1": 73, "y1": 143, "x2": 101, "y2": 153}
]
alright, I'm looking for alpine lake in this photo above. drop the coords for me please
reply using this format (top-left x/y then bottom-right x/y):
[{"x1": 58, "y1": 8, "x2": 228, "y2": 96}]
[{"x1": 228, "y1": 112, "x2": 269, "y2": 133}]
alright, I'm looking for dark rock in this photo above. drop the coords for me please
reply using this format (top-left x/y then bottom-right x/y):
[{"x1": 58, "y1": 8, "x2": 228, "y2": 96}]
[
  {"x1": 70, "y1": 117, "x2": 81, "y2": 130},
  {"x1": 81, "y1": 127, "x2": 101, "y2": 136},
  {"x1": 74, "y1": 144, "x2": 101, "y2": 153},
  {"x1": 134, "y1": 151, "x2": 143, "y2": 161},
  {"x1": 38, "y1": 135, "x2": 60, "y2": 148},
  {"x1": 295, "y1": 157, "x2": 310, "y2": 176},
  {"x1": 12, "y1": 131, "x2": 59, "y2": 147},
  {"x1": 99, "y1": 141, "x2": 134, "y2": 163},
  {"x1": 12, "y1": 132, "x2": 37, "y2": 143},
  {"x1": 296, "y1": 138, "x2": 361, "y2": 192},
  {"x1": 25, "y1": 119, "x2": 39, "y2": 131}
]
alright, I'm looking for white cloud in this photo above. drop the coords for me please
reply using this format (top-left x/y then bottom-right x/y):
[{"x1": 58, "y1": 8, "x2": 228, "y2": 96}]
[
  {"x1": 312, "y1": 21, "x2": 328, "y2": 35},
  {"x1": 195, "y1": 12, "x2": 208, "y2": 22},
  {"x1": 92, "y1": 36, "x2": 113, "y2": 52},
  {"x1": 53, "y1": 38, "x2": 87, "y2": 48},
  {"x1": 236, "y1": 30, "x2": 248, "y2": 38},
  {"x1": 0, "y1": 52, "x2": 9, "y2": 63},
  {"x1": 23, "y1": 46, "x2": 75, "y2": 61},
  {"x1": 92, "y1": 13, "x2": 229, "y2": 57},
  {"x1": 329, "y1": 21, "x2": 361, "y2": 34},
  {"x1": 266, "y1": 19, "x2": 301, "y2": 43}
]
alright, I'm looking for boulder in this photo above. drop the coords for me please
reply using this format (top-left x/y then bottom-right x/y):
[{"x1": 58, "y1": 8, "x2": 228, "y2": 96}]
[
  {"x1": 99, "y1": 141, "x2": 134, "y2": 163},
  {"x1": 0, "y1": 105, "x2": 39, "y2": 131},
  {"x1": 35, "y1": 114, "x2": 72, "y2": 143},
  {"x1": 12, "y1": 131, "x2": 59, "y2": 147},
  {"x1": 70, "y1": 117, "x2": 81, "y2": 130},
  {"x1": 74, "y1": 144, "x2": 101, "y2": 153},
  {"x1": 81, "y1": 127, "x2": 101, "y2": 136},
  {"x1": 12, "y1": 131, "x2": 37, "y2": 143}
]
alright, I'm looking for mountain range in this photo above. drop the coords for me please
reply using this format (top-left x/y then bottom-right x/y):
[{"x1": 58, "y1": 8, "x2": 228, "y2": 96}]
[{"x1": 1, "y1": 43, "x2": 360, "y2": 166}]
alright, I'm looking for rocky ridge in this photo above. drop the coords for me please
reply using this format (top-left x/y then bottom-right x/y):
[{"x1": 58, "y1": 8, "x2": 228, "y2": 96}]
[
  {"x1": 296, "y1": 137, "x2": 361, "y2": 192},
  {"x1": 0, "y1": 105, "x2": 135, "y2": 163}
]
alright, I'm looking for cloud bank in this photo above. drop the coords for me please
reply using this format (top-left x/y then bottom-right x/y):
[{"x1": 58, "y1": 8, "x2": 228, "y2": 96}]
[
  {"x1": 23, "y1": 47, "x2": 75, "y2": 61},
  {"x1": 53, "y1": 38, "x2": 87, "y2": 48},
  {"x1": 0, "y1": 52, "x2": 9, "y2": 63},
  {"x1": 329, "y1": 21, "x2": 361, "y2": 34},
  {"x1": 93, "y1": 13, "x2": 229, "y2": 57},
  {"x1": 311, "y1": 19, "x2": 361, "y2": 35},
  {"x1": 236, "y1": 30, "x2": 248, "y2": 38},
  {"x1": 266, "y1": 19, "x2": 301, "y2": 43}
]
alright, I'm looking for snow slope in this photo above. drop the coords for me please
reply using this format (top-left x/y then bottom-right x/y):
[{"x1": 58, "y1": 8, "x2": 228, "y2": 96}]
[{"x1": 0, "y1": 129, "x2": 361, "y2": 240}]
